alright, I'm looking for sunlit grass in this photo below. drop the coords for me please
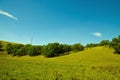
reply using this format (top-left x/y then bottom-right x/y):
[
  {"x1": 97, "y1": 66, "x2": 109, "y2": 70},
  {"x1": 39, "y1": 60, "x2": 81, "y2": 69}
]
[{"x1": 0, "y1": 46, "x2": 120, "y2": 80}]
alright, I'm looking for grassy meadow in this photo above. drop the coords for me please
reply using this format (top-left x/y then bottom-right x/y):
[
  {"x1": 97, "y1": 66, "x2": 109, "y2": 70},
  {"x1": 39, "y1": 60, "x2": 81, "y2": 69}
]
[{"x1": 0, "y1": 46, "x2": 120, "y2": 80}]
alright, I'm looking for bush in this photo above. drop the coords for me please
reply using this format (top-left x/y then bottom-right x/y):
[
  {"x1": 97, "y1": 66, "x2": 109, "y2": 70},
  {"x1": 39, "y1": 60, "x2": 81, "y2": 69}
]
[
  {"x1": 62, "y1": 44, "x2": 71, "y2": 53},
  {"x1": 6, "y1": 44, "x2": 13, "y2": 54},
  {"x1": 28, "y1": 46, "x2": 42, "y2": 56},
  {"x1": 24, "y1": 44, "x2": 32, "y2": 55},
  {"x1": 42, "y1": 43, "x2": 68, "y2": 57},
  {"x1": 6, "y1": 43, "x2": 43, "y2": 56},
  {"x1": 110, "y1": 35, "x2": 120, "y2": 54},
  {"x1": 6, "y1": 44, "x2": 24, "y2": 56},
  {"x1": 71, "y1": 43, "x2": 84, "y2": 52},
  {"x1": 0, "y1": 42, "x2": 3, "y2": 51},
  {"x1": 86, "y1": 43, "x2": 98, "y2": 48},
  {"x1": 99, "y1": 40, "x2": 110, "y2": 46}
]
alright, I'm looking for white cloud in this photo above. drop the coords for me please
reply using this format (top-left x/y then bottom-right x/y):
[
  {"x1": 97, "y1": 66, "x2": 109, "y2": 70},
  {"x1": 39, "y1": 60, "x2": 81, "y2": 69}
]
[
  {"x1": 0, "y1": 10, "x2": 18, "y2": 20},
  {"x1": 92, "y1": 32, "x2": 102, "y2": 37}
]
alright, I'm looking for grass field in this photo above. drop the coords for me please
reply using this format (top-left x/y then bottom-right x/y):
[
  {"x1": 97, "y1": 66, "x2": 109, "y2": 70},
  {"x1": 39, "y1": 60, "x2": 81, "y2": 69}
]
[{"x1": 0, "y1": 46, "x2": 120, "y2": 80}]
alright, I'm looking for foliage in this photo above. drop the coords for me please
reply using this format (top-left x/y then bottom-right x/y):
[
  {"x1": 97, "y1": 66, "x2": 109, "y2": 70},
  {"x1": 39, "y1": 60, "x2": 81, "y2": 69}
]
[
  {"x1": 6, "y1": 44, "x2": 12, "y2": 54},
  {"x1": 5, "y1": 34, "x2": 120, "y2": 57},
  {"x1": 11, "y1": 44, "x2": 24, "y2": 56},
  {"x1": 0, "y1": 42, "x2": 3, "y2": 51},
  {"x1": 99, "y1": 40, "x2": 110, "y2": 46},
  {"x1": 42, "y1": 43, "x2": 72, "y2": 57},
  {"x1": 6, "y1": 43, "x2": 43, "y2": 56},
  {"x1": 42, "y1": 43, "x2": 62, "y2": 57},
  {"x1": 28, "y1": 46, "x2": 43, "y2": 56},
  {"x1": 110, "y1": 35, "x2": 120, "y2": 54},
  {"x1": 62, "y1": 44, "x2": 71, "y2": 52},
  {"x1": 6, "y1": 44, "x2": 25, "y2": 56},
  {"x1": 86, "y1": 43, "x2": 99, "y2": 48},
  {"x1": 71, "y1": 43, "x2": 84, "y2": 52}
]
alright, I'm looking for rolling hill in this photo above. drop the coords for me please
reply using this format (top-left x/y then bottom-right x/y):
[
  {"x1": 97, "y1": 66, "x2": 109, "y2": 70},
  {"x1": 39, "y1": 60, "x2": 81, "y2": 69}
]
[{"x1": 0, "y1": 40, "x2": 120, "y2": 80}]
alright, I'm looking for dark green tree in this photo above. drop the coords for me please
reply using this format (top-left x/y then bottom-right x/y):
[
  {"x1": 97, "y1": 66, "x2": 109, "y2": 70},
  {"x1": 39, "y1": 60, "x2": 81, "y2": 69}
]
[
  {"x1": 86, "y1": 43, "x2": 98, "y2": 48},
  {"x1": 71, "y1": 43, "x2": 84, "y2": 52},
  {"x1": 42, "y1": 43, "x2": 64, "y2": 57},
  {"x1": 99, "y1": 40, "x2": 110, "y2": 46},
  {"x1": 24, "y1": 44, "x2": 32, "y2": 55},
  {"x1": 6, "y1": 44, "x2": 13, "y2": 54},
  {"x1": 16, "y1": 46, "x2": 27, "y2": 56},
  {"x1": 7, "y1": 44, "x2": 24, "y2": 56},
  {"x1": 28, "y1": 46, "x2": 42, "y2": 56},
  {"x1": 110, "y1": 35, "x2": 120, "y2": 54},
  {"x1": 62, "y1": 44, "x2": 71, "y2": 52},
  {"x1": 0, "y1": 42, "x2": 3, "y2": 51}
]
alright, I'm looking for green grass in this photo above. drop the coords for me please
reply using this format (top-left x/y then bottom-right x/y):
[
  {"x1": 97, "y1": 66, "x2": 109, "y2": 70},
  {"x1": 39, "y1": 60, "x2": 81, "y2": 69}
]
[{"x1": 0, "y1": 46, "x2": 120, "y2": 80}]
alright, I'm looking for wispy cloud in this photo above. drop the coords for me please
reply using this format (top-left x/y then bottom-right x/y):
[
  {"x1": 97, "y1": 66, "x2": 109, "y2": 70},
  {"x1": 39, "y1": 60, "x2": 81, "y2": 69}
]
[
  {"x1": 92, "y1": 32, "x2": 102, "y2": 37},
  {"x1": 0, "y1": 10, "x2": 18, "y2": 20}
]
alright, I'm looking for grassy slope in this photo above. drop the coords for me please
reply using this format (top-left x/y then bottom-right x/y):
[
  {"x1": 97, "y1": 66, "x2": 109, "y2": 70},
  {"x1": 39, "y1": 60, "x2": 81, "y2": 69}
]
[
  {"x1": 53, "y1": 46, "x2": 120, "y2": 65},
  {"x1": 8, "y1": 46, "x2": 120, "y2": 65},
  {"x1": 0, "y1": 43, "x2": 120, "y2": 79},
  {"x1": 0, "y1": 40, "x2": 17, "y2": 50},
  {"x1": 0, "y1": 47, "x2": 120, "y2": 80}
]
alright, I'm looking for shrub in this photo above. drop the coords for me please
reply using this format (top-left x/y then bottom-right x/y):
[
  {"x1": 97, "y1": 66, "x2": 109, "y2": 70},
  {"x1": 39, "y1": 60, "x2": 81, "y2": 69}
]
[
  {"x1": 28, "y1": 46, "x2": 42, "y2": 56},
  {"x1": 110, "y1": 35, "x2": 120, "y2": 54},
  {"x1": 0, "y1": 42, "x2": 3, "y2": 51},
  {"x1": 6, "y1": 44, "x2": 24, "y2": 56},
  {"x1": 24, "y1": 44, "x2": 32, "y2": 55},
  {"x1": 42, "y1": 43, "x2": 64, "y2": 57},
  {"x1": 86, "y1": 43, "x2": 98, "y2": 48},
  {"x1": 62, "y1": 44, "x2": 71, "y2": 53},
  {"x1": 71, "y1": 43, "x2": 84, "y2": 52},
  {"x1": 99, "y1": 40, "x2": 110, "y2": 46},
  {"x1": 6, "y1": 44, "x2": 13, "y2": 54}
]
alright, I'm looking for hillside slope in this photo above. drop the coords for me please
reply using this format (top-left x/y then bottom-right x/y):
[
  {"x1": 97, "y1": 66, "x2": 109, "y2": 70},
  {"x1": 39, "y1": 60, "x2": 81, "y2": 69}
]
[
  {"x1": 49, "y1": 46, "x2": 120, "y2": 65},
  {"x1": 1, "y1": 46, "x2": 120, "y2": 80},
  {"x1": 7, "y1": 46, "x2": 120, "y2": 65},
  {"x1": 0, "y1": 40, "x2": 120, "y2": 65}
]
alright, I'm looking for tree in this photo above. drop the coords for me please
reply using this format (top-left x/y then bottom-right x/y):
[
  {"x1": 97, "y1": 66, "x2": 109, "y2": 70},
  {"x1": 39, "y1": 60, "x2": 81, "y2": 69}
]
[
  {"x1": 42, "y1": 43, "x2": 64, "y2": 57},
  {"x1": 99, "y1": 40, "x2": 110, "y2": 46},
  {"x1": 62, "y1": 44, "x2": 71, "y2": 52},
  {"x1": 28, "y1": 46, "x2": 42, "y2": 56},
  {"x1": 16, "y1": 46, "x2": 27, "y2": 56},
  {"x1": 71, "y1": 43, "x2": 84, "y2": 52},
  {"x1": 12, "y1": 44, "x2": 24, "y2": 56},
  {"x1": 110, "y1": 35, "x2": 120, "y2": 54},
  {"x1": 6, "y1": 43, "x2": 43, "y2": 56},
  {"x1": 6, "y1": 44, "x2": 24, "y2": 56},
  {"x1": 86, "y1": 43, "x2": 98, "y2": 48},
  {"x1": 0, "y1": 42, "x2": 3, "y2": 51},
  {"x1": 24, "y1": 44, "x2": 32, "y2": 55},
  {"x1": 6, "y1": 44, "x2": 13, "y2": 54}
]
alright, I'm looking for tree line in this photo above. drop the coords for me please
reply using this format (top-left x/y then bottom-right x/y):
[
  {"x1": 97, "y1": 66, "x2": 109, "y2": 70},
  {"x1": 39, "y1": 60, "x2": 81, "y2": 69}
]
[
  {"x1": 6, "y1": 43, "x2": 84, "y2": 57},
  {"x1": 0, "y1": 35, "x2": 120, "y2": 57}
]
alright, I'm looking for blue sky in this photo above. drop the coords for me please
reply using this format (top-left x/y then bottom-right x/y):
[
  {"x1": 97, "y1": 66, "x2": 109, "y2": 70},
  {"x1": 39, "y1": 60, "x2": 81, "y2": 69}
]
[{"x1": 0, "y1": 0, "x2": 120, "y2": 45}]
